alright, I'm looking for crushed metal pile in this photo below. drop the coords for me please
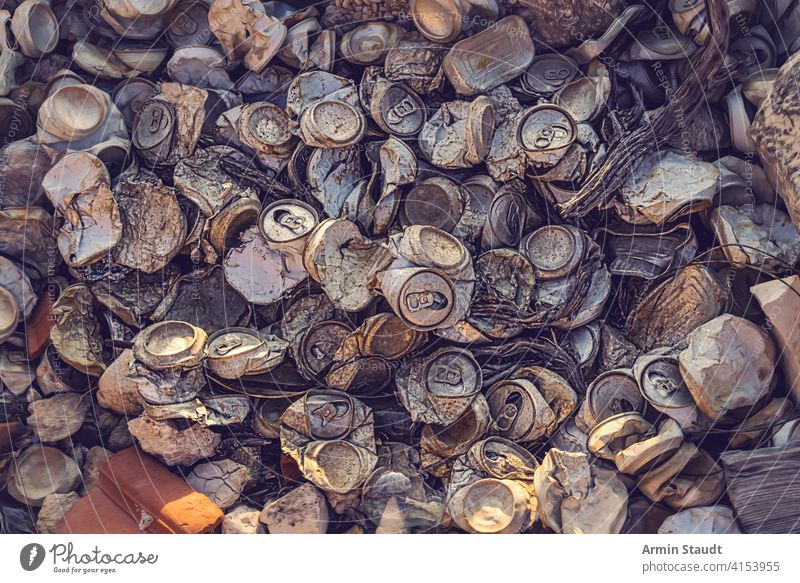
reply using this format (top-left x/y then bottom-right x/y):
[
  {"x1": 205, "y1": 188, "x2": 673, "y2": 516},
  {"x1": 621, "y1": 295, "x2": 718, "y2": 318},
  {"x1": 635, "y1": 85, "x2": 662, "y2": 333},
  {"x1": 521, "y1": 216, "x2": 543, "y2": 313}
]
[{"x1": 3, "y1": 0, "x2": 800, "y2": 534}]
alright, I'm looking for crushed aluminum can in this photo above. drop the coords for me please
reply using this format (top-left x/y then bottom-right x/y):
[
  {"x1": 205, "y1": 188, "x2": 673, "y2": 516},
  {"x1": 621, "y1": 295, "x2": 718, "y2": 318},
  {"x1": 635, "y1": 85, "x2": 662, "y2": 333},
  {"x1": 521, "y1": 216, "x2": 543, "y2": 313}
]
[
  {"x1": 520, "y1": 54, "x2": 580, "y2": 98},
  {"x1": 520, "y1": 224, "x2": 584, "y2": 281},
  {"x1": 206, "y1": 327, "x2": 287, "y2": 379},
  {"x1": 383, "y1": 33, "x2": 446, "y2": 95},
  {"x1": 340, "y1": 22, "x2": 402, "y2": 66},
  {"x1": 418, "y1": 96, "x2": 496, "y2": 169},
  {"x1": 587, "y1": 412, "x2": 684, "y2": 475},
  {"x1": 299, "y1": 99, "x2": 366, "y2": 149},
  {"x1": 633, "y1": 349, "x2": 712, "y2": 432},
  {"x1": 658, "y1": 505, "x2": 741, "y2": 534},
  {"x1": 41, "y1": 152, "x2": 123, "y2": 267},
  {"x1": 533, "y1": 449, "x2": 628, "y2": 534},
  {"x1": 485, "y1": 378, "x2": 555, "y2": 444},
  {"x1": 678, "y1": 314, "x2": 777, "y2": 421},
  {"x1": 480, "y1": 185, "x2": 532, "y2": 251},
  {"x1": 626, "y1": 265, "x2": 728, "y2": 351},
  {"x1": 469, "y1": 248, "x2": 536, "y2": 339},
  {"x1": 395, "y1": 347, "x2": 482, "y2": 425},
  {"x1": 259, "y1": 199, "x2": 318, "y2": 256},
  {"x1": 613, "y1": 149, "x2": 719, "y2": 225},
  {"x1": 593, "y1": 222, "x2": 697, "y2": 280},
  {"x1": 223, "y1": 225, "x2": 308, "y2": 306},
  {"x1": 446, "y1": 436, "x2": 538, "y2": 534},
  {"x1": 516, "y1": 104, "x2": 577, "y2": 169},
  {"x1": 49, "y1": 284, "x2": 107, "y2": 377},
  {"x1": 362, "y1": 447, "x2": 445, "y2": 533},
  {"x1": 575, "y1": 368, "x2": 645, "y2": 433},
  {"x1": 303, "y1": 218, "x2": 393, "y2": 312},
  {"x1": 638, "y1": 442, "x2": 725, "y2": 510},
  {"x1": 419, "y1": 394, "x2": 496, "y2": 478},
  {"x1": 9, "y1": 0, "x2": 59, "y2": 59},
  {"x1": 711, "y1": 204, "x2": 800, "y2": 271},
  {"x1": 279, "y1": 390, "x2": 378, "y2": 494},
  {"x1": 442, "y1": 16, "x2": 534, "y2": 96},
  {"x1": 368, "y1": 79, "x2": 426, "y2": 138},
  {"x1": 133, "y1": 320, "x2": 207, "y2": 372},
  {"x1": 401, "y1": 176, "x2": 464, "y2": 232},
  {"x1": 207, "y1": 0, "x2": 286, "y2": 72}
]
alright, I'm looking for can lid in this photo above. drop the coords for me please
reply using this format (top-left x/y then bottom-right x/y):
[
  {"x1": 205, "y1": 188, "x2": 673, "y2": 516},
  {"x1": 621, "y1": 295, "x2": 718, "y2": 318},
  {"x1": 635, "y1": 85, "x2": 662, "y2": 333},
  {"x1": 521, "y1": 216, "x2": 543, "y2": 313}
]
[
  {"x1": 167, "y1": 1, "x2": 213, "y2": 48},
  {"x1": 306, "y1": 99, "x2": 365, "y2": 147},
  {"x1": 361, "y1": 313, "x2": 425, "y2": 361},
  {"x1": 374, "y1": 82, "x2": 426, "y2": 137},
  {"x1": 259, "y1": 200, "x2": 318, "y2": 244},
  {"x1": 637, "y1": 26, "x2": 694, "y2": 57},
  {"x1": 304, "y1": 391, "x2": 354, "y2": 440},
  {"x1": 398, "y1": 268, "x2": 455, "y2": 330},
  {"x1": 521, "y1": 224, "x2": 583, "y2": 280},
  {"x1": 132, "y1": 98, "x2": 176, "y2": 150},
  {"x1": 207, "y1": 327, "x2": 267, "y2": 360},
  {"x1": 587, "y1": 369, "x2": 645, "y2": 423},
  {"x1": 0, "y1": 99, "x2": 33, "y2": 141},
  {"x1": 638, "y1": 357, "x2": 695, "y2": 409},
  {"x1": 522, "y1": 54, "x2": 579, "y2": 96},
  {"x1": 485, "y1": 379, "x2": 536, "y2": 441},
  {"x1": 240, "y1": 102, "x2": 294, "y2": 151},
  {"x1": 517, "y1": 104, "x2": 577, "y2": 154},
  {"x1": 300, "y1": 320, "x2": 352, "y2": 377},
  {"x1": 424, "y1": 348, "x2": 481, "y2": 398}
]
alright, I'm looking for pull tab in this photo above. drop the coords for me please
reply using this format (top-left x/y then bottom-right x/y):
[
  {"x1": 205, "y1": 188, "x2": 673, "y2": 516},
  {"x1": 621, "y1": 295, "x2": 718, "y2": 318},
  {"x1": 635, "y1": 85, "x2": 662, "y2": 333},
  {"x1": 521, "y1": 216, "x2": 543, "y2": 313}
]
[
  {"x1": 311, "y1": 401, "x2": 349, "y2": 426},
  {"x1": 386, "y1": 97, "x2": 417, "y2": 124},
  {"x1": 653, "y1": 25, "x2": 672, "y2": 41},
  {"x1": 310, "y1": 340, "x2": 337, "y2": 360},
  {"x1": 497, "y1": 403, "x2": 518, "y2": 431},
  {"x1": 431, "y1": 365, "x2": 462, "y2": 386},
  {"x1": 543, "y1": 67, "x2": 570, "y2": 85},
  {"x1": 274, "y1": 209, "x2": 306, "y2": 234},
  {"x1": 405, "y1": 291, "x2": 449, "y2": 312},
  {"x1": 214, "y1": 334, "x2": 243, "y2": 355},
  {"x1": 148, "y1": 107, "x2": 163, "y2": 133},
  {"x1": 648, "y1": 370, "x2": 677, "y2": 396}
]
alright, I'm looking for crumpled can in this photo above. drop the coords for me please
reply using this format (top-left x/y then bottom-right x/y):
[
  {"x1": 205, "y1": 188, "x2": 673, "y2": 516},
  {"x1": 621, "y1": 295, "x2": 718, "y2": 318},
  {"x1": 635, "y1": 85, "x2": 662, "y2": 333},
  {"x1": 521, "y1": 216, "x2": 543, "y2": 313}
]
[
  {"x1": 658, "y1": 505, "x2": 741, "y2": 534},
  {"x1": 587, "y1": 412, "x2": 684, "y2": 474},
  {"x1": 638, "y1": 442, "x2": 726, "y2": 510},
  {"x1": 446, "y1": 437, "x2": 538, "y2": 534},
  {"x1": 361, "y1": 444, "x2": 445, "y2": 533},
  {"x1": 575, "y1": 368, "x2": 645, "y2": 433},
  {"x1": 442, "y1": 16, "x2": 534, "y2": 96},
  {"x1": 419, "y1": 394, "x2": 496, "y2": 478},
  {"x1": 533, "y1": 449, "x2": 628, "y2": 534},
  {"x1": 395, "y1": 347, "x2": 482, "y2": 426},
  {"x1": 633, "y1": 348, "x2": 713, "y2": 432},
  {"x1": 418, "y1": 96, "x2": 495, "y2": 169},
  {"x1": 206, "y1": 327, "x2": 287, "y2": 379},
  {"x1": 280, "y1": 390, "x2": 378, "y2": 494},
  {"x1": 679, "y1": 314, "x2": 777, "y2": 421}
]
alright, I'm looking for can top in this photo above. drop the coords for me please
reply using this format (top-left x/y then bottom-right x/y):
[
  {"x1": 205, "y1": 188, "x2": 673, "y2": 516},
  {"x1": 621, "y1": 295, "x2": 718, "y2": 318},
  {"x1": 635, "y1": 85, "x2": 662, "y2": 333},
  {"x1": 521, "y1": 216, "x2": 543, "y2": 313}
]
[
  {"x1": 259, "y1": 200, "x2": 319, "y2": 243},
  {"x1": 398, "y1": 268, "x2": 455, "y2": 330}
]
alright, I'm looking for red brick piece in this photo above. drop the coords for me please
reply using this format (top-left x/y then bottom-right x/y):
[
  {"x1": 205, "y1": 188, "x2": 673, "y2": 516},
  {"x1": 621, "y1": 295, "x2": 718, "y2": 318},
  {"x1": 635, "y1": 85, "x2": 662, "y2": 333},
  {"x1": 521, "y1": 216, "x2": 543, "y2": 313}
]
[{"x1": 54, "y1": 447, "x2": 223, "y2": 534}]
